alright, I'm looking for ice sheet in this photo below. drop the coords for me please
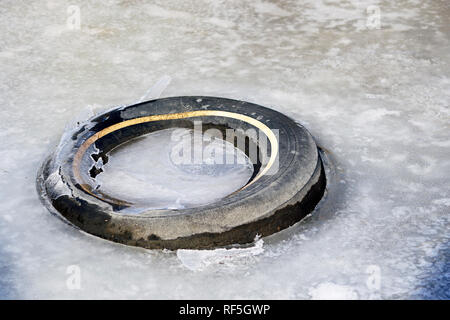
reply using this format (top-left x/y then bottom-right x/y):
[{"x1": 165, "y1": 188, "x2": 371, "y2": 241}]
[
  {"x1": 0, "y1": 0, "x2": 448, "y2": 299},
  {"x1": 95, "y1": 128, "x2": 254, "y2": 210}
]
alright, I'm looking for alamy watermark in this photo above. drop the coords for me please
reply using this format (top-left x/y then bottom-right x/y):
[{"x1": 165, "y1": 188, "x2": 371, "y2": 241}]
[
  {"x1": 366, "y1": 265, "x2": 381, "y2": 298},
  {"x1": 67, "y1": 5, "x2": 81, "y2": 30},
  {"x1": 66, "y1": 265, "x2": 81, "y2": 290},
  {"x1": 366, "y1": 5, "x2": 381, "y2": 30},
  {"x1": 168, "y1": 120, "x2": 279, "y2": 176}
]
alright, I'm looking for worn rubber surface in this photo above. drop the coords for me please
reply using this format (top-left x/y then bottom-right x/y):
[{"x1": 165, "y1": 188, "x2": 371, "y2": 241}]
[{"x1": 37, "y1": 96, "x2": 326, "y2": 249}]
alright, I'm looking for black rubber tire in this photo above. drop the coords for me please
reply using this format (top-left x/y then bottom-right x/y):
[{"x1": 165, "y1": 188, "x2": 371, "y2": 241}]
[{"x1": 37, "y1": 96, "x2": 326, "y2": 249}]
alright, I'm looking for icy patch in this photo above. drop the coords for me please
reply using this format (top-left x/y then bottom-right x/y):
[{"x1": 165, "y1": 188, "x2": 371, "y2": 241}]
[
  {"x1": 144, "y1": 4, "x2": 192, "y2": 19},
  {"x1": 44, "y1": 170, "x2": 72, "y2": 198},
  {"x1": 138, "y1": 75, "x2": 171, "y2": 103},
  {"x1": 309, "y1": 282, "x2": 359, "y2": 300},
  {"x1": 96, "y1": 128, "x2": 254, "y2": 210},
  {"x1": 177, "y1": 239, "x2": 264, "y2": 271},
  {"x1": 252, "y1": 1, "x2": 292, "y2": 17},
  {"x1": 432, "y1": 199, "x2": 450, "y2": 207}
]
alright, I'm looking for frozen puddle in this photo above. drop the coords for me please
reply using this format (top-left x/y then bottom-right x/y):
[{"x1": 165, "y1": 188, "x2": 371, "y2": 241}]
[
  {"x1": 96, "y1": 128, "x2": 254, "y2": 210},
  {"x1": 0, "y1": 0, "x2": 449, "y2": 299},
  {"x1": 177, "y1": 238, "x2": 265, "y2": 271}
]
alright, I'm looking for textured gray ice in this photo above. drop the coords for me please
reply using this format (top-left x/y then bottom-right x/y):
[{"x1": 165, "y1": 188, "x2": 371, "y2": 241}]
[
  {"x1": 95, "y1": 128, "x2": 254, "y2": 210},
  {"x1": 0, "y1": 0, "x2": 449, "y2": 299}
]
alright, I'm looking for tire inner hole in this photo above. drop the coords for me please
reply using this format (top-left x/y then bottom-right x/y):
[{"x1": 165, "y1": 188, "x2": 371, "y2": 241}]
[{"x1": 90, "y1": 128, "x2": 255, "y2": 210}]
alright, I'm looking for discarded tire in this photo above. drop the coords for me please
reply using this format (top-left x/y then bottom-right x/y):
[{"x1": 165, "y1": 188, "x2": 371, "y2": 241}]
[{"x1": 37, "y1": 96, "x2": 326, "y2": 249}]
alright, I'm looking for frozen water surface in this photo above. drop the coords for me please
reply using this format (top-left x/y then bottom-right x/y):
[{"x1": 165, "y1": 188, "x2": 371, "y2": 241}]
[
  {"x1": 0, "y1": 0, "x2": 449, "y2": 299},
  {"x1": 96, "y1": 128, "x2": 254, "y2": 210}
]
